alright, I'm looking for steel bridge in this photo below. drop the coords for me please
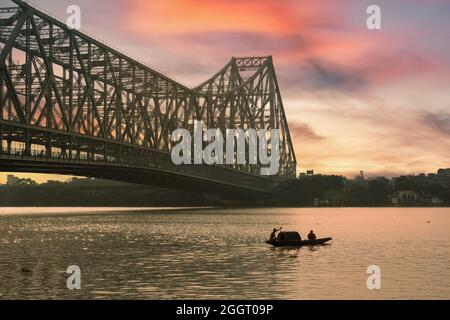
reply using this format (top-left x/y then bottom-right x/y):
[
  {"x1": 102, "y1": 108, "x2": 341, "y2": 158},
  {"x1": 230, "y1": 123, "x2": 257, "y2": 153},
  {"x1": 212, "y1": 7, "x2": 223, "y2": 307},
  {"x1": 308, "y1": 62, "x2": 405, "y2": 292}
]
[{"x1": 0, "y1": 0, "x2": 296, "y2": 196}]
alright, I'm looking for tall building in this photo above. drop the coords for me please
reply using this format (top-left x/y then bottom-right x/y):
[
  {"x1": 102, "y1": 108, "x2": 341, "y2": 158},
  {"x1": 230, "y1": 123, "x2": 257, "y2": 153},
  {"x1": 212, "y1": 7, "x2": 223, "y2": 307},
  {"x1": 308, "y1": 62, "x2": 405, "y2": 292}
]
[
  {"x1": 6, "y1": 175, "x2": 36, "y2": 186},
  {"x1": 354, "y1": 170, "x2": 365, "y2": 181},
  {"x1": 6, "y1": 175, "x2": 21, "y2": 186}
]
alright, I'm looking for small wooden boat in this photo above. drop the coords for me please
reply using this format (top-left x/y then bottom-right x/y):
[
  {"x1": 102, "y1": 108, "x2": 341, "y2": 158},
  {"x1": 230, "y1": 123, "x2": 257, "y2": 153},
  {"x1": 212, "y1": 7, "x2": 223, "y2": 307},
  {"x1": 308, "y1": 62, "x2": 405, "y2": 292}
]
[{"x1": 266, "y1": 231, "x2": 332, "y2": 247}]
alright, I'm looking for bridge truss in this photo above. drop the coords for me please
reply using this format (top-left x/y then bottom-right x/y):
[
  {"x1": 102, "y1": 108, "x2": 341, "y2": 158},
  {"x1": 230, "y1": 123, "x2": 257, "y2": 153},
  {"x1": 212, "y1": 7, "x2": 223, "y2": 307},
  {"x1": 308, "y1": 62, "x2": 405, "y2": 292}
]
[{"x1": 0, "y1": 0, "x2": 296, "y2": 195}]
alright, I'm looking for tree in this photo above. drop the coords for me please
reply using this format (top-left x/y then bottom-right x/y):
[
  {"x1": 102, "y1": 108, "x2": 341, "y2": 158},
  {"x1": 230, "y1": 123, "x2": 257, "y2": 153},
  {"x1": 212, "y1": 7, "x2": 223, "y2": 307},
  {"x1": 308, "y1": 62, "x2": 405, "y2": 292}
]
[{"x1": 368, "y1": 178, "x2": 390, "y2": 205}]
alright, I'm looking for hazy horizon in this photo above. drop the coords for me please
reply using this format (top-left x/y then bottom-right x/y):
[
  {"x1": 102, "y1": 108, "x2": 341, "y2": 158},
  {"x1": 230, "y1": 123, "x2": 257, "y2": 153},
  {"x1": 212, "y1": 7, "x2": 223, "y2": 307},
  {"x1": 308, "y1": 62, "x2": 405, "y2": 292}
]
[{"x1": 0, "y1": 169, "x2": 447, "y2": 185}]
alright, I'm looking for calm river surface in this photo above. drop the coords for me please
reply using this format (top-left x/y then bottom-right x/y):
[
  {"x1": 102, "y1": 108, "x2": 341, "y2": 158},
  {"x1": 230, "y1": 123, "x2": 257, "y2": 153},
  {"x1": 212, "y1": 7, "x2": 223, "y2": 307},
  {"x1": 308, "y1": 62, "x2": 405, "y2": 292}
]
[{"x1": 0, "y1": 207, "x2": 448, "y2": 299}]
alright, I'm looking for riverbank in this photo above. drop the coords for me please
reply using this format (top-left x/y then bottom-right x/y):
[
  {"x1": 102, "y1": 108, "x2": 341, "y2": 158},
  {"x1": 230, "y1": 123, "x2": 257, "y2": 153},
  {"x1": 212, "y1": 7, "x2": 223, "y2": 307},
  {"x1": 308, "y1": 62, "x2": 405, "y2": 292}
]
[{"x1": 1, "y1": 169, "x2": 449, "y2": 207}]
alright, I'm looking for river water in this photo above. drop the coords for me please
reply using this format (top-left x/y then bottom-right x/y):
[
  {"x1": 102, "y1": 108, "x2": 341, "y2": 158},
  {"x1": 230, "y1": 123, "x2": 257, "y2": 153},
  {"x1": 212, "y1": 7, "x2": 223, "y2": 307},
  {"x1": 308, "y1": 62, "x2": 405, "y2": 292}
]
[{"x1": 0, "y1": 207, "x2": 448, "y2": 299}]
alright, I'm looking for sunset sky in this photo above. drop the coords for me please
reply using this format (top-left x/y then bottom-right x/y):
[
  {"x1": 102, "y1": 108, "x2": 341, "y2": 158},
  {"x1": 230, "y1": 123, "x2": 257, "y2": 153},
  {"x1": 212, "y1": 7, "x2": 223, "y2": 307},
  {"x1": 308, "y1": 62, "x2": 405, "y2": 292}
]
[{"x1": 0, "y1": 0, "x2": 449, "y2": 183}]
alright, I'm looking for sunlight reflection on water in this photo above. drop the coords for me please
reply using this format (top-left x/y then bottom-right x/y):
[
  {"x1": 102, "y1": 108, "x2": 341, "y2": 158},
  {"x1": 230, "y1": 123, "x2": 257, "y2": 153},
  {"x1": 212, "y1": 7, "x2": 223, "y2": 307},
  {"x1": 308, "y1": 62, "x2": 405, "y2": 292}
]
[{"x1": 0, "y1": 207, "x2": 449, "y2": 299}]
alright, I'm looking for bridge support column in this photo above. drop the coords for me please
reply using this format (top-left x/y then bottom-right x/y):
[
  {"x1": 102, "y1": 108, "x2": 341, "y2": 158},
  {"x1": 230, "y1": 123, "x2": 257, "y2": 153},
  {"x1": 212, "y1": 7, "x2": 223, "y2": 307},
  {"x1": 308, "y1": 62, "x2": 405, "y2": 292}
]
[
  {"x1": 0, "y1": 74, "x2": 3, "y2": 122},
  {"x1": 87, "y1": 140, "x2": 93, "y2": 161},
  {"x1": 25, "y1": 128, "x2": 31, "y2": 156},
  {"x1": 7, "y1": 128, "x2": 11, "y2": 154},
  {"x1": 0, "y1": 124, "x2": 3, "y2": 153},
  {"x1": 45, "y1": 133, "x2": 52, "y2": 158},
  {"x1": 69, "y1": 136, "x2": 73, "y2": 160},
  {"x1": 75, "y1": 140, "x2": 81, "y2": 160}
]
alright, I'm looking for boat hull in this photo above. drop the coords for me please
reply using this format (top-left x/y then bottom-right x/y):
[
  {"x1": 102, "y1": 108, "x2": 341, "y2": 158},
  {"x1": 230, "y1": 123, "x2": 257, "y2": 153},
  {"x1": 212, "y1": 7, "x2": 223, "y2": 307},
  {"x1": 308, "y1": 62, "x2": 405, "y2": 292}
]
[{"x1": 266, "y1": 237, "x2": 332, "y2": 247}]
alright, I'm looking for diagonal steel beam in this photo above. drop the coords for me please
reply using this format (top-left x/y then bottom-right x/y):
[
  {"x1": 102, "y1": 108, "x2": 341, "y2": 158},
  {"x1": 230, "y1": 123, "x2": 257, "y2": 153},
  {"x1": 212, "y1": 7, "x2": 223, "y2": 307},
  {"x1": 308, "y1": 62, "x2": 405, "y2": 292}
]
[
  {"x1": 72, "y1": 34, "x2": 106, "y2": 137},
  {"x1": 30, "y1": 16, "x2": 71, "y2": 130},
  {"x1": 1, "y1": 67, "x2": 26, "y2": 123},
  {"x1": 0, "y1": 8, "x2": 29, "y2": 66}
]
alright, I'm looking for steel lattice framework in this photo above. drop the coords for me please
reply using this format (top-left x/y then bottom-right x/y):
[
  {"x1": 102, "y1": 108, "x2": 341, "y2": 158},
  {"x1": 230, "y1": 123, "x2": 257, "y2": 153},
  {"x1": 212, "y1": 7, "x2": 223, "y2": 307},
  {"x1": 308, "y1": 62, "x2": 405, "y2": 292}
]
[{"x1": 0, "y1": 0, "x2": 296, "y2": 196}]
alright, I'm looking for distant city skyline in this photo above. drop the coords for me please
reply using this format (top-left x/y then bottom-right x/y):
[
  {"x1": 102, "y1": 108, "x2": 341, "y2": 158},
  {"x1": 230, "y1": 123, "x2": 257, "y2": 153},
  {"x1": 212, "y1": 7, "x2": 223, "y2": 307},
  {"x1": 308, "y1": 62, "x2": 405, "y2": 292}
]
[
  {"x1": 0, "y1": 0, "x2": 449, "y2": 183},
  {"x1": 1, "y1": 168, "x2": 449, "y2": 185}
]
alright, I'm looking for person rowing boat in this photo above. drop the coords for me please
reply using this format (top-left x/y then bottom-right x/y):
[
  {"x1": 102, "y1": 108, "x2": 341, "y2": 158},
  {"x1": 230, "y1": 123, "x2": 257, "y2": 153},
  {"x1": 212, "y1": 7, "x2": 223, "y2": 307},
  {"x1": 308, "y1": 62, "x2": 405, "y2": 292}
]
[{"x1": 269, "y1": 227, "x2": 282, "y2": 242}]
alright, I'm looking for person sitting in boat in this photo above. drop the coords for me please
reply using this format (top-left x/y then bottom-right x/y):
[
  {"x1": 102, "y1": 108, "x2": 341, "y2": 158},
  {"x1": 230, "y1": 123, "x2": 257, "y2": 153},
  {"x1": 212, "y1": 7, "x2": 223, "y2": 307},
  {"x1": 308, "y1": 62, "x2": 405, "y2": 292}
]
[
  {"x1": 270, "y1": 227, "x2": 282, "y2": 242},
  {"x1": 308, "y1": 230, "x2": 317, "y2": 240}
]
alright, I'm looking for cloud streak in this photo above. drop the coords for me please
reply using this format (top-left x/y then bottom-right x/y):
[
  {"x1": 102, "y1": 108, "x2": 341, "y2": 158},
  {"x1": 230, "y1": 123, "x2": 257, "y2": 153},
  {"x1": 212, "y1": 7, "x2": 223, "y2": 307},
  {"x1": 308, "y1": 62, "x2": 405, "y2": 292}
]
[
  {"x1": 289, "y1": 123, "x2": 326, "y2": 141},
  {"x1": 423, "y1": 111, "x2": 450, "y2": 136}
]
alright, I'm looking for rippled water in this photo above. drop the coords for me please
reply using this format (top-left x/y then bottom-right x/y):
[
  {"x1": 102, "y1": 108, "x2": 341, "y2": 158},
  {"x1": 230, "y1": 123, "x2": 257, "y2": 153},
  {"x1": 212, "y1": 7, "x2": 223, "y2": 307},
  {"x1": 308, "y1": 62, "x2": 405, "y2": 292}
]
[{"x1": 0, "y1": 207, "x2": 448, "y2": 299}]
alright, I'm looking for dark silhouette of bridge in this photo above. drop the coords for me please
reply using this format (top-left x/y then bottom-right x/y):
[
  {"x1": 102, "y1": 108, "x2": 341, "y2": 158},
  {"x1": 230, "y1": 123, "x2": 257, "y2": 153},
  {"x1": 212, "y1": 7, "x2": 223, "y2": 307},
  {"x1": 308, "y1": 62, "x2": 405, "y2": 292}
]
[{"x1": 0, "y1": 0, "x2": 296, "y2": 196}]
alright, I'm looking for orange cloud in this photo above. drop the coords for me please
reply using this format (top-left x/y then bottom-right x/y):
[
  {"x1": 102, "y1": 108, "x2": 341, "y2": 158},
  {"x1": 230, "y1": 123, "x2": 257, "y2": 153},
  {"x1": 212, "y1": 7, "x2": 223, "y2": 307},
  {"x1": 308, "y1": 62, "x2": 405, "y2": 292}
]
[
  {"x1": 122, "y1": 0, "x2": 405, "y2": 69},
  {"x1": 125, "y1": 0, "x2": 302, "y2": 35}
]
